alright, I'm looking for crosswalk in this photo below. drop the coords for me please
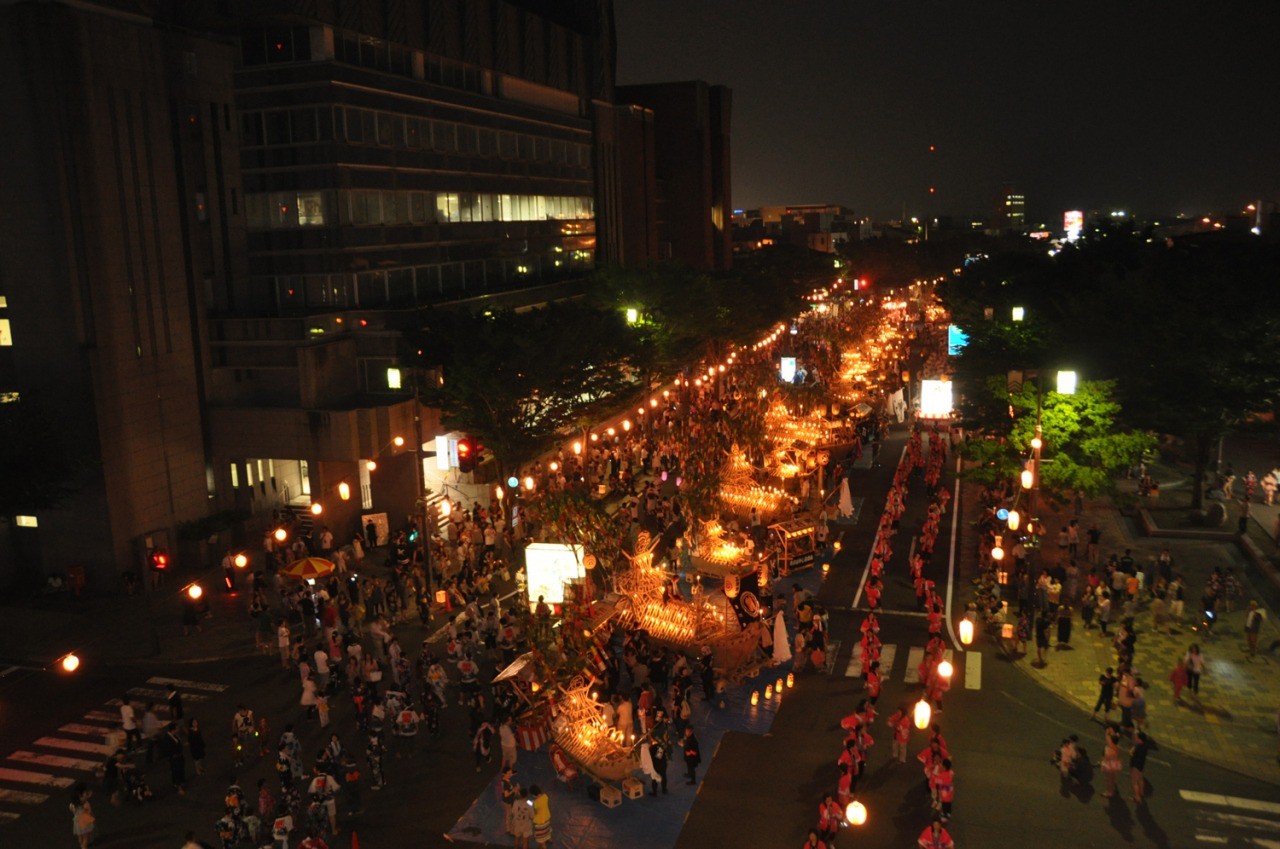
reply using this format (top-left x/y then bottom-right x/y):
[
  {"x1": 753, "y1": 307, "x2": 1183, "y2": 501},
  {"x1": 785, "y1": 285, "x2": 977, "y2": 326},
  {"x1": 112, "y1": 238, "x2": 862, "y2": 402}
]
[
  {"x1": 0, "y1": 676, "x2": 229, "y2": 826},
  {"x1": 840, "y1": 643, "x2": 984, "y2": 691},
  {"x1": 1182, "y1": 789, "x2": 1280, "y2": 847}
]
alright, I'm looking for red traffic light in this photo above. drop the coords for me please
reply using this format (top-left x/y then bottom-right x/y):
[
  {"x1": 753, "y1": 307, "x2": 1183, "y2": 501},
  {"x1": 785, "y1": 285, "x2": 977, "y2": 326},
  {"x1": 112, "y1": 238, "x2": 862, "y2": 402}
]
[
  {"x1": 457, "y1": 437, "x2": 476, "y2": 473},
  {"x1": 149, "y1": 550, "x2": 170, "y2": 571}
]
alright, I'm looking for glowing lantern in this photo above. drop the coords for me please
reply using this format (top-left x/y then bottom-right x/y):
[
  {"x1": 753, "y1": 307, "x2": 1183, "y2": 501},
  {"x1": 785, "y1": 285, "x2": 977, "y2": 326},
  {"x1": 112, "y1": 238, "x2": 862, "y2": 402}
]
[
  {"x1": 845, "y1": 800, "x2": 867, "y2": 826},
  {"x1": 765, "y1": 684, "x2": 773, "y2": 699},
  {"x1": 1007, "y1": 510, "x2": 1020, "y2": 531},
  {"x1": 622, "y1": 420, "x2": 631, "y2": 432},
  {"x1": 573, "y1": 441, "x2": 582, "y2": 455},
  {"x1": 1021, "y1": 470, "x2": 1034, "y2": 490},
  {"x1": 751, "y1": 691, "x2": 759, "y2": 706},
  {"x1": 1001, "y1": 623, "x2": 1015, "y2": 639},
  {"x1": 606, "y1": 427, "x2": 616, "y2": 437},
  {"x1": 187, "y1": 584, "x2": 204, "y2": 601},
  {"x1": 523, "y1": 476, "x2": 535, "y2": 492},
  {"x1": 1030, "y1": 436, "x2": 1043, "y2": 450},
  {"x1": 366, "y1": 460, "x2": 377, "y2": 471},
  {"x1": 338, "y1": 482, "x2": 351, "y2": 501},
  {"x1": 393, "y1": 436, "x2": 405, "y2": 447},
  {"x1": 549, "y1": 461, "x2": 559, "y2": 472},
  {"x1": 440, "y1": 499, "x2": 452, "y2": 517},
  {"x1": 60, "y1": 654, "x2": 80, "y2": 673},
  {"x1": 310, "y1": 502, "x2": 323, "y2": 515},
  {"x1": 584, "y1": 554, "x2": 598, "y2": 571},
  {"x1": 959, "y1": 619, "x2": 974, "y2": 646},
  {"x1": 991, "y1": 545, "x2": 1004, "y2": 561},
  {"x1": 913, "y1": 699, "x2": 932, "y2": 730},
  {"x1": 786, "y1": 672, "x2": 795, "y2": 688},
  {"x1": 274, "y1": 528, "x2": 288, "y2": 543},
  {"x1": 434, "y1": 589, "x2": 447, "y2": 604},
  {"x1": 822, "y1": 562, "x2": 831, "y2": 575},
  {"x1": 937, "y1": 660, "x2": 954, "y2": 679},
  {"x1": 495, "y1": 486, "x2": 505, "y2": 500},
  {"x1": 233, "y1": 553, "x2": 248, "y2": 569},
  {"x1": 530, "y1": 681, "x2": 541, "y2": 693}
]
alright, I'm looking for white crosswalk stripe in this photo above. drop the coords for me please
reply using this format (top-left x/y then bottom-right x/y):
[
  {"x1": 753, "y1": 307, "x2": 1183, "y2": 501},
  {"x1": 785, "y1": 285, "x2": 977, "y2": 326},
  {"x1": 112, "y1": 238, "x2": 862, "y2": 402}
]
[
  {"x1": 1182, "y1": 789, "x2": 1280, "y2": 847},
  {"x1": 0, "y1": 767, "x2": 76, "y2": 789},
  {"x1": 146, "y1": 676, "x2": 229, "y2": 693},
  {"x1": 7, "y1": 751, "x2": 99, "y2": 772},
  {"x1": 0, "y1": 676, "x2": 229, "y2": 826},
  {"x1": 844, "y1": 644, "x2": 976, "y2": 689},
  {"x1": 0, "y1": 788, "x2": 49, "y2": 805}
]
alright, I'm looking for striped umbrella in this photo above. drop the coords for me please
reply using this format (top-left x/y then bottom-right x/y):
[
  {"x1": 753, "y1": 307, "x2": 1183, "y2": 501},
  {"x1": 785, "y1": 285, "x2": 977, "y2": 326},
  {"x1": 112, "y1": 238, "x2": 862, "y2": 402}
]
[{"x1": 282, "y1": 556, "x2": 335, "y2": 581}]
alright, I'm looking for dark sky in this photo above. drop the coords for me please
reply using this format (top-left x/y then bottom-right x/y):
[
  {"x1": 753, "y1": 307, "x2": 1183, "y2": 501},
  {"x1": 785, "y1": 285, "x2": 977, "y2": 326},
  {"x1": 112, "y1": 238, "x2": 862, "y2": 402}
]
[{"x1": 615, "y1": 0, "x2": 1280, "y2": 222}]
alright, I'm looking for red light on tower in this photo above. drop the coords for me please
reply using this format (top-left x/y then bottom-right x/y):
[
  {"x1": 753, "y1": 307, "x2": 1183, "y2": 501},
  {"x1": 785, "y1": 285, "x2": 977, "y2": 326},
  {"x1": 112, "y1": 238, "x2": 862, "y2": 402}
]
[{"x1": 929, "y1": 187, "x2": 936, "y2": 194}]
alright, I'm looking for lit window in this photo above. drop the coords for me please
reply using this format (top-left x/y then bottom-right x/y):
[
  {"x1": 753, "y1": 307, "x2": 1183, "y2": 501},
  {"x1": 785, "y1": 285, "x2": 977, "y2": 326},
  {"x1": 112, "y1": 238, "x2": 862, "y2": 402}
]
[
  {"x1": 0, "y1": 319, "x2": 11, "y2": 346},
  {"x1": 297, "y1": 192, "x2": 326, "y2": 225},
  {"x1": 0, "y1": 295, "x2": 7, "y2": 307},
  {"x1": 257, "y1": 459, "x2": 265, "y2": 482},
  {"x1": 386, "y1": 367, "x2": 402, "y2": 389},
  {"x1": 15, "y1": 515, "x2": 38, "y2": 528},
  {"x1": 0, "y1": 392, "x2": 18, "y2": 403},
  {"x1": 230, "y1": 463, "x2": 239, "y2": 488}
]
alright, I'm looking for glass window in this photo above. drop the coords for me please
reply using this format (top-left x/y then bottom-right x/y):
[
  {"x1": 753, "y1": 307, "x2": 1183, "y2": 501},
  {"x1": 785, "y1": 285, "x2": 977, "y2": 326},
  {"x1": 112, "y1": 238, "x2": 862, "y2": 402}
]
[
  {"x1": 533, "y1": 196, "x2": 547, "y2": 219},
  {"x1": 498, "y1": 132, "x2": 516, "y2": 159},
  {"x1": 533, "y1": 137, "x2": 548, "y2": 161},
  {"x1": 406, "y1": 118, "x2": 424, "y2": 149},
  {"x1": 376, "y1": 113, "x2": 394, "y2": 146},
  {"x1": 478, "y1": 129, "x2": 495, "y2": 157},
  {"x1": 296, "y1": 192, "x2": 325, "y2": 225},
  {"x1": 271, "y1": 192, "x2": 297, "y2": 227},
  {"x1": 457, "y1": 193, "x2": 475, "y2": 223},
  {"x1": 517, "y1": 135, "x2": 533, "y2": 160},
  {"x1": 348, "y1": 191, "x2": 368, "y2": 225},
  {"x1": 394, "y1": 191, "x2": 410, "y2": 224},
  {"x1": 241, "y1": 112, "x2": 264, "y2": 146},
  {"x1": 410, "y1": 192, "x2": 427, "y2": 223},
  {"x1": 436, "y1": 194, "x2": 459, "y2": 223},
  {"x1": 361, "y1": 111, "x2": 376, "y2": 144},
  {"x1": 498, "y1": 195, "x2": 514, "y2": 222},
  {"x1": 264, "y1": 110, "x2": 290, "y2": 145},
  {"x1": 345, "y1": 107, "x2": 364, "y2": 143},
  {"x1": 245, "y1": 193, "x2": 268, "y2": 228},
  {"x1": 291, "y1": 108, "x2": 316, "y2": 143},
  {"x1": 230, "y1": 462, "x2": 239, "y2": 488},
  {"x1": 479, "y1": 194, "x2": 494, "y2": 222},
  {"x1": 381, "y1": 191, "x2": 397, "y2": 225},
  {"x1": 433, "y1": 122, "x2": 456, "y2": 153}
]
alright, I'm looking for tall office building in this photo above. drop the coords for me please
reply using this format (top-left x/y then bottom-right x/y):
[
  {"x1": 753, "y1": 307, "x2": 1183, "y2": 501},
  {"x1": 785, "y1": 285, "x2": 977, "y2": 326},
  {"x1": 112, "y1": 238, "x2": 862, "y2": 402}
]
[
  {"x1": 993, "y1": 185, "x2": 1026, "y2": 233},
  {"x1": 0, "y1": 0, "x2": 621, "y2": 587}
]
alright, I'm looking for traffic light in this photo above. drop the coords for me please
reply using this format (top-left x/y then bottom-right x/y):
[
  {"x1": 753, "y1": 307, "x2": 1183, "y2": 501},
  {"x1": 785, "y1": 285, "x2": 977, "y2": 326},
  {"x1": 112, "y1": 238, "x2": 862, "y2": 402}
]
[
  {"x1": 457, "y1": 437, "x2": 476, "y2": 473},
  {"x1": 149, "y1": 550, "x2": 170, "y2": 572}
]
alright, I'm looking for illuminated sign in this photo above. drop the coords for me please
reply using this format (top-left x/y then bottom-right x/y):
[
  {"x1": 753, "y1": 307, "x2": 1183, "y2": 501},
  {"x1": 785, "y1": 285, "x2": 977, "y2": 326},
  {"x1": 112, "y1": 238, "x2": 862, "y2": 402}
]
[
  {"x1": 947, "y1": 325, "x2": 969, "y2": 356},
  {"x1": 779, "y1": 357, "x2": 797, "y2": 383},
  {"x1": 1064, "y1": 210, "x2": 1083, "y2": 242},
  {"x1": 525, "y1": 543, "x2": 585, "y2": 609},
  {"x1": 920, "y1": 379, "x2": 954, "y2": 418}
]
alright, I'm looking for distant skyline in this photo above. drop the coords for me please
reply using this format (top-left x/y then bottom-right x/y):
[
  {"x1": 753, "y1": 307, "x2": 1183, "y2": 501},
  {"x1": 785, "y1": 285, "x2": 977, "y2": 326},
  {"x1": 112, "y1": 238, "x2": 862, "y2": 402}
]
[{"x1": 615, "y1": 0, "x2": 1280, "y2": 222}]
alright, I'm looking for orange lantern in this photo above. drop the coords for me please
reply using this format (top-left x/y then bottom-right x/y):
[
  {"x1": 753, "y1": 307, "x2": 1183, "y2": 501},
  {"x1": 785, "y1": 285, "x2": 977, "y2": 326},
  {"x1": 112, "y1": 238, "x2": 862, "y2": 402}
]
[{"x1": 913, "y1": 698, "x2": 931, "y2": 730}]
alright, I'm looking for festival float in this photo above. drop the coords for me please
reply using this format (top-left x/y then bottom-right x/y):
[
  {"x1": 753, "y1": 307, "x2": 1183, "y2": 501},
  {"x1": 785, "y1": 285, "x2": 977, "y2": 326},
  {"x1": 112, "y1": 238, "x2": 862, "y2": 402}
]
[
  {"x1": 614, "y1": 533, "x2": 768, "y2": 683},
  {"x1": 688, "y1": 519, "x2": 757, "y2": 579},
  {"x1": 547, "y1": 676, "x2": 640, "y2": 783}
]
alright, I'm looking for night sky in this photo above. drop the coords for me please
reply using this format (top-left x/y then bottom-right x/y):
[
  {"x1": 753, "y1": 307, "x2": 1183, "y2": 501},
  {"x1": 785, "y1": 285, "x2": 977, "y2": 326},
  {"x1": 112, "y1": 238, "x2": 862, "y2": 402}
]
[{"x1": 615, "y1": 0, "x2": 1280, "y2": 223}]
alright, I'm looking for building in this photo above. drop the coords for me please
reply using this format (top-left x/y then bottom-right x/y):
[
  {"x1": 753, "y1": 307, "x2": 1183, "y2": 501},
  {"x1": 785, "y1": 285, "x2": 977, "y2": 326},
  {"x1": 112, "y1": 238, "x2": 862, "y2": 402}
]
[
  {"x1": 0, "y1": 0, "x2": 622, "y2": 589},
  {"x1": 614, "y1": 81, "x2": 733, "y2": 272},
  {"x1": 990, "y1": 185, "x2": 1026, "y2": 234}
]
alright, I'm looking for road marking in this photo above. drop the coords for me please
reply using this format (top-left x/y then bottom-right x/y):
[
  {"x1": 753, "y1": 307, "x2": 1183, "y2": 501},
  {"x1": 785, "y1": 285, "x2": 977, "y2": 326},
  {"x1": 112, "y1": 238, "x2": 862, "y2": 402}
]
[
  {"x1": 866, "y1": 609, "x2": 929, "y2": 618},
  {"x1": 964, "y1": 651, "x2": 982, "y2": 690},
  {"x1": 85, "y1": 711, "x2": 121, "y2": 723},
  {"x1": 0, "y1": 767, "x2": 76, "y2": 788},
  {"x1": 32, "y1": 737, "x2": 112, "y2": 756},
  {"x1": 1195, "y1": 833, "x2": 1228, "y2": 845},
  {"x1": 126, "y1": 688, "x2": 207, "y2": 702},
  {"x1": 58, "y1": 724, "x2": 111, "y2": 738},
  {"x1": 944, "y1": 456, "x2": 961, "y2": 650},
  {"x1": 1196, "y1": 810, "x2": 1280, "y2": 831},
  {"x1": 1180, "y1": 789, "x2": 1280, "y2": 816},
  {"x1": 844, "y1": 644, "x2": 863, "y2": 677},
  {"x1": 879, "y1": 644, "x2": 898, "y2": 679},
  {"x1": 824, "y1": 640, "x2": 841, "y2": 674},
  {"x1": 851, "y1": 444, "x2": 908, "y2": 610},
  {"x1": 8, "y1": 751, "x2": 99, "y2": 772},
  {"x1": 0, "y1": 788, "x2": 48, "y2": 805},
  {"x1": 146, "y1": 676, "x2": 229, "y2": 693},
  {"x1": 904, "y1": 647, "x2": 925, "y2": 684}
]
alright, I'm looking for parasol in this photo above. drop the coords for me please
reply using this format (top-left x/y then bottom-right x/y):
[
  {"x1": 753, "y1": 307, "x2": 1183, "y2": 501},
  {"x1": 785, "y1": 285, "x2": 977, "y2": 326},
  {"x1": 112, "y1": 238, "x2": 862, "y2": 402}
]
[{"x1": 282, "y1": 557, "x2": 335, "y2": 581}]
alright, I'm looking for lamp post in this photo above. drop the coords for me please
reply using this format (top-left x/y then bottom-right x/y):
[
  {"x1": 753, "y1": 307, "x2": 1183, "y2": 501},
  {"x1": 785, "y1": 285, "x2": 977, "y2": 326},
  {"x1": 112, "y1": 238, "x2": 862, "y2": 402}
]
[{"x1": 412, "y1": 380, "x2": 435, "y2": 619}]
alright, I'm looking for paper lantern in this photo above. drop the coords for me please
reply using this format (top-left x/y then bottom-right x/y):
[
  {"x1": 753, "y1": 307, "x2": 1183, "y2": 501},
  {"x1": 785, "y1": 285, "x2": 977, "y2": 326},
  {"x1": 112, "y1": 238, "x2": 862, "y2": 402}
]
[
  {"x1": 187, "y1": 584, "x2": 204, "y2": 601},
  {"x1": 913, "y1": 699, "x2": 931, "y2": 730},
  {"x1": 310, "y1": 502, "x2": 323, "y2": 515},
  {"x1": 1001, "y1": 623, "x2": 1015, "y2": 639},
  {"x1": 338, "y1": 482, "x2": 351, "y2": 501},
  {"x1": 786, "y1": 672, "x2": 795, "y2": 688},
  {"x1": 959, "y1": 619, "x2": 974, "y2": 646},
  {"x1": 723, "y1": 574, "x2": 739, "y2": 599},
  {"x1": 751, "y1": 691, "x2": 759, "y2": 706},
  {"x1": 765, "y1": 684, "x2": 773, "y2": 699},
  {"x1": 60, "y1": 654, "x2": 80, "y2": 673},
  {"x1": 845, "y1": 800, "x2": 867, "y2": 826},
  {"x1": 991, "y1": 545, "x2": 1004, "y2": 561},
  {"x1": 584, "y1": 554, "x2": 598, "y2": 571},
  {"x1": 937, "y1": 660, "x2": 953, "y2": 679},
  {"x1": 1007, "y1": 510, "x2": 1020, "y2": 531},
  {"x1": 434, "y1": 589, "x2": 447, "y2": 604}
]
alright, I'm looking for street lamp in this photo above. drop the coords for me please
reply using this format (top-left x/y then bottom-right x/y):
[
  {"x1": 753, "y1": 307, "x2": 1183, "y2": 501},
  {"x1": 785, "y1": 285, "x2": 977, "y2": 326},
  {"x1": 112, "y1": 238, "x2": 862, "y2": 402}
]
[
  {"x1": 1011, "y1": 306, "x2": 1025, "y2": 322},
  {"x1": 310, "y1": 502, "x2": 323, "y2": 516},
  {"x1": 60, "y1": 653, "x2": 81, "y2": 673},
  {"x1": 1056, "y1": 370, "x2": 1078, "y2": 395}
]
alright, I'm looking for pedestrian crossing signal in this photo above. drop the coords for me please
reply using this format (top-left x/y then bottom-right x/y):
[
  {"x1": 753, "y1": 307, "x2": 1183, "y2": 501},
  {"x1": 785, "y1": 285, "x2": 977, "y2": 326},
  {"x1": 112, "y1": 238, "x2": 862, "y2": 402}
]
[{"x1": 149, "y1": 550, "x2": 170, "y2": 571}]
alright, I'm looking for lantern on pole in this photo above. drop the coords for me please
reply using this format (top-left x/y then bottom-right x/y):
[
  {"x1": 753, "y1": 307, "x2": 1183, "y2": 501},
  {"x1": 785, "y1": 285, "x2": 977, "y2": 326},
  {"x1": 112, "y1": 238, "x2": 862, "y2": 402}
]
[
  {"x1": 913, "y1": 698, "x2": 932, "y2": 730},
  {"x1": 959, "y1": 618, "x2": 974, "y2": 645},
  {"x1": 937, "y1": 660, "x2": 954, "y2": 680},
  {"x1": 845, "y1": 800, "x2": 867, "y2": 826},
  {"x1": 1007, "y1": 510, "x2": 1020, "y2": 531}
]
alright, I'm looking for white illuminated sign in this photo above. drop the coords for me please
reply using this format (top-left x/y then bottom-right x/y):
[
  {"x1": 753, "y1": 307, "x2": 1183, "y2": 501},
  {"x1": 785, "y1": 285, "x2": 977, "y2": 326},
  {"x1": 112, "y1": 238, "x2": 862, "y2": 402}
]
[
  {"x1": 15, "y1": 515, "x2": 38, "y2": 528},
  {"x1": 779, "y1": 357, "x2": 797, "y2": 383},
  {"x1": 920, "y1": 379, "x2": 954, "y2": 418},
  {"x1": 524, "y1": 543, "x2": 585, "y2": 609}
]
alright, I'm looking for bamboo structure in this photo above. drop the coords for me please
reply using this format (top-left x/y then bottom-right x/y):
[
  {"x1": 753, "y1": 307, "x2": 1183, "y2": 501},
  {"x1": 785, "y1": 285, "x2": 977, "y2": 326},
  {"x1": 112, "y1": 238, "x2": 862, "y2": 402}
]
[{"x1": 549, "y1": 676, "x2": 640, "y2": 783}]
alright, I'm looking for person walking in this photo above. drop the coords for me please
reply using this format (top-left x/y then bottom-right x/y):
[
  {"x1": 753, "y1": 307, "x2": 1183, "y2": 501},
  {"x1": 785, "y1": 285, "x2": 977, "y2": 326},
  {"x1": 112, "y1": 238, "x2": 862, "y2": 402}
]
[
  {"x1": 186, "y1": 718, "x2": 206, "y2": 776},
  {"x1": 69, "y1": 784, "x2": 95, "y2": 849},
  {"x1": 161, "y1": 723, "x2": 187, "y2": 795},
  {"x1": 1034, "y1": 612, "x2": 1051, "y2": 666},
  {"x1": 1100, "y1": 724, "x2": 1123, "y2": 798},
  {"x1": 499, "y1": 718, "x2": 519, "y2": 771},
  {"x1": 1090, "y1": 668, "x2": 1117, "y2": 723},
  {"x1": 1129, "y1": 730, "x2": 1150, "y2": 804},
  {"x1": 682, "y1": 726, "x2": 702, "y2": 785},
  {"x1": 917, "y1": 815, "x2": 954, "y2": 848},
  {"x1": 1169, "y1": 659, "x2": 1189, "y2": 703},
  {"x1": 1244, "y1": 601, "x2": 1266, "y2": 659},
  {"x1": 1184, "y1": 644, "x2": 1206, "y2": 702},
  {"x1": 530, "y1": 784, "x2": 552, "y2": 848}
]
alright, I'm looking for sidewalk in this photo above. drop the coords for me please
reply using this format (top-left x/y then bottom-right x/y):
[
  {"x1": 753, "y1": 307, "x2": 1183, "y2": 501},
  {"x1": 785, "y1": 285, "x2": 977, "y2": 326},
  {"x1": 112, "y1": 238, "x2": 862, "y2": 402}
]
[{"x1": 958, "y1": 472, "x2": 1280, "y2": 786}]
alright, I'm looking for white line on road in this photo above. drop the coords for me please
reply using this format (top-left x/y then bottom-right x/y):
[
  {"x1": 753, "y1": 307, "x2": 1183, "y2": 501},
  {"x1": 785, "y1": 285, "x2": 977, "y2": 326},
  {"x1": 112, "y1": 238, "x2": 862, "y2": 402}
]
[
  {"x1": 7, "y1": 751, "x2": 99, "y2": 772},
  {"x1": 84, "y1": 711, "x2": 120, "y2": 723},
  {"x1": 32, "y1": 737, "x2": 112, "y2": 757},
  {"x1": 904, "y1": 647, "x2": 925, "y2": 684},
  {"x1": 0, "y1": 767, "x2": 75, "y2": 789},
  {"x1": 844, "y1": 644, "x2": 862, "y2": 677},
  {"x1": 944, "y1": 455, "x2": 962, "y2": 650},
  {"x1": 0, "y1": 811, "x2": 19, "y2": 823},
  {"x1": 1180, "y1": 789, "x2": 1280, "y2": 817},
  {"x1": 879, "y1": 644, "x2": 898, "y2": 679},
  {"x1": 964, "y1": 651, "x2": 983, "y2": 690},
  {"x1": 146, "y1": 676, "x2": 229, "y2": 693},
  {"x1": 0, "y1": 788, "x2": 48, "y2": 805},
  {"x1": 851, "y1": 444, "x2": 908, "y2": 610},
  {"x1": 126, "y1": 688, "x2": 207, "y2": 702},
  {"x1": 1195, "y1": 833, "x2": 1228, "y2": 845},
  {"x1": 58, "y1": 724, "x2": 111, "y2": 738}
]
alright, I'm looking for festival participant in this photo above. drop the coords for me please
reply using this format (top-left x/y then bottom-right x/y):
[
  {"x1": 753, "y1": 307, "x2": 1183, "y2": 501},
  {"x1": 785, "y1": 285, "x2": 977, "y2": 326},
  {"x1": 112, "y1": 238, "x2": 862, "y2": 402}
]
[{"x1": 918, "y1": 816, "x2": 955, "y2": 848}]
